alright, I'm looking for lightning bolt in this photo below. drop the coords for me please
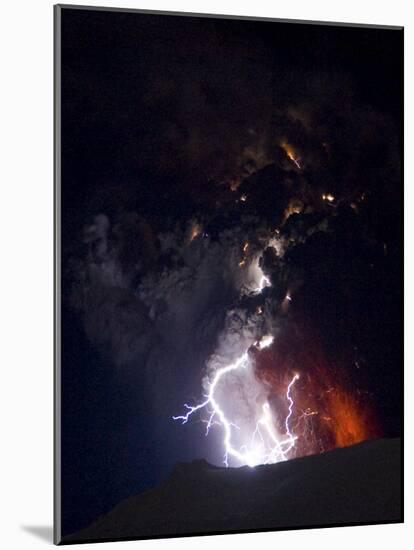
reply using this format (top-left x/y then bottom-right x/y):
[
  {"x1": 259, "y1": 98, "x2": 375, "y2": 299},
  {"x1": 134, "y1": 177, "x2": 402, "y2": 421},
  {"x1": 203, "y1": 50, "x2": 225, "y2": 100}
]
[
  {"x1": 257, "y1": 273, "x2": 271, "y2": 293},
  {"x1": 173, "y1": 348, "x2": 300, "y2": 468},
  {"x1": 173, "y1": 255, "x2": 299, "y2": 468}
]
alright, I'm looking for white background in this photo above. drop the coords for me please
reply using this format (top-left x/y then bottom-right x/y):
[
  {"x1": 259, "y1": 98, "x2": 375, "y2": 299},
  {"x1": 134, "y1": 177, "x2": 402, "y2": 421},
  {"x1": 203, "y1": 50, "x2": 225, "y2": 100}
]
[{"x1": 0, "y1": 0, "x2": 410, "y2": 548}]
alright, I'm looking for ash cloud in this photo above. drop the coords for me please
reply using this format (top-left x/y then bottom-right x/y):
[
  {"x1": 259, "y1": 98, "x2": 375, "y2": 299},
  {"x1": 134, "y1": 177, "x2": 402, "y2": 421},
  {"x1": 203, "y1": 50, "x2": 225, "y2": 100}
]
[{"x1": 66, "y1": 67, "x2": 401, "y2": 450}]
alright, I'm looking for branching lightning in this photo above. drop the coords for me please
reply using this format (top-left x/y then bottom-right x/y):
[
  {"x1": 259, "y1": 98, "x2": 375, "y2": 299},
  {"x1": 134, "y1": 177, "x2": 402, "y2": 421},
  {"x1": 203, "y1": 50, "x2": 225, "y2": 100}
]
[
  {"x1": 173, "y1": 347, "x2": 300, "y2": 468},
  {"x1": 173, "y1": 255, "x2": 300, "y2": 468}
]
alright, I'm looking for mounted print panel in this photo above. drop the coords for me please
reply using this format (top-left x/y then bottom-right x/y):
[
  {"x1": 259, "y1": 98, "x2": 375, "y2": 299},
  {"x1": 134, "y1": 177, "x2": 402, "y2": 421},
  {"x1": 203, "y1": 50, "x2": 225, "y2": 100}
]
[{"x1": 54, "y1": 5, "x2": 403, "y2": 545}]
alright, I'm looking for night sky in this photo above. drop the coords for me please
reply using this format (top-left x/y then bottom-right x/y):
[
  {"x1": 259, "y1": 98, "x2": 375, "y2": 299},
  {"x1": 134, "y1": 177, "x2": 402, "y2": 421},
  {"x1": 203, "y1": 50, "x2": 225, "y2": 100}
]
[{"x1": 59, "y1": 7, "x2": 403, "y2": 537}]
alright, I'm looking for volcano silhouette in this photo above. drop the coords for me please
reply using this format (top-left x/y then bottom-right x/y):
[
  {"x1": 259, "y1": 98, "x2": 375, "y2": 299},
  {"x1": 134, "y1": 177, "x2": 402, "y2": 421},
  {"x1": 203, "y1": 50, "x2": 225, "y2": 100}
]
[{"x1": 62, "y1": 438, "x2": 401, "y2": 544}]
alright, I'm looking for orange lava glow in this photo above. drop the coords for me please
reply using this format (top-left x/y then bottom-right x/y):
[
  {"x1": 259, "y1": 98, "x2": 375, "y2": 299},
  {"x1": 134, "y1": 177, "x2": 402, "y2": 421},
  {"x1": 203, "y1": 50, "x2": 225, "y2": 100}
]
[
  {"x1": 252, "y1": 325, "x2": 381, "y2": 458},
  {"x1": 324, "y1": 388, "x2": 370, "y2": 447},
  {"x1": 188, "y1": 222, "x2": 202, "y2": 242},
  {"x1": 280, "y1": 140, "x2": 300, "y2": 167}
]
